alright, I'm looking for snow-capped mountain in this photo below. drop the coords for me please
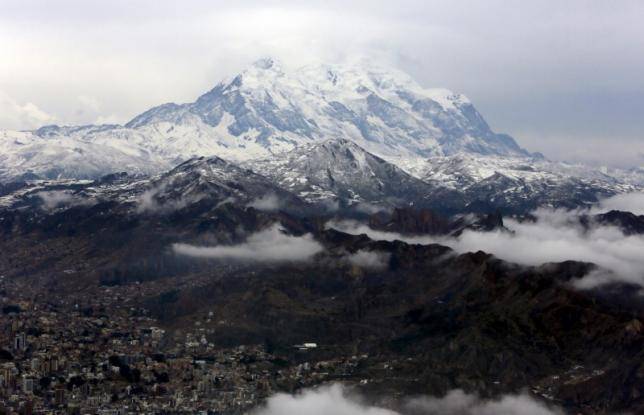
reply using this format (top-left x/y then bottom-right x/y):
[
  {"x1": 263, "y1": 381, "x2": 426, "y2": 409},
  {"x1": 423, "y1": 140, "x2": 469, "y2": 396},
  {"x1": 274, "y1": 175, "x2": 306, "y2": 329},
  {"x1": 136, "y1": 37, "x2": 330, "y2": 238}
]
[
  {"x1": 126, "y1": 57, "x2": 530, "y2": 159},
  {"x1": 0, "y1": 57, "x2": 641, "y2": 214},
  {"x1": 0, "y1": 57, "x2": 531, "y2": 181}
]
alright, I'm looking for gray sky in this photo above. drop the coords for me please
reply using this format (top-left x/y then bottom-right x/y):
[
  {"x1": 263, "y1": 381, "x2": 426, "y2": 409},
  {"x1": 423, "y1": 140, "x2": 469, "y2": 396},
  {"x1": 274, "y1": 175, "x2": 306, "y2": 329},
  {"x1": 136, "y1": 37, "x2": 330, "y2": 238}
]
[{"x1": 1, "y1": 0, "x2": 643, "y2": 167}]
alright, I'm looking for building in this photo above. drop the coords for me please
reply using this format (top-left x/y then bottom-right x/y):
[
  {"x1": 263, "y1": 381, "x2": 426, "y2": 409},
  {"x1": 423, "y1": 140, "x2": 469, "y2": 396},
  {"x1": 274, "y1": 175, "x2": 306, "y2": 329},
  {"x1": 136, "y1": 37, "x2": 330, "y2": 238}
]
[
  {"x1": 14, "y1": 332, "x2": 27, "y2": 352},
  {"x1": 23, "y1": 376, "x2": 34, "y2": 394}
]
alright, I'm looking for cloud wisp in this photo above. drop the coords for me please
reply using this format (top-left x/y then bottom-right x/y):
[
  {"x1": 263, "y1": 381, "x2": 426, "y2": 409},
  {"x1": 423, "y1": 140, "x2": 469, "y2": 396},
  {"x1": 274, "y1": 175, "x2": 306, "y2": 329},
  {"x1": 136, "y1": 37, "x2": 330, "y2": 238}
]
[
  {"x1": 136, "y1": 183, "x2": 205, "y2": 214},
  {"x1": 173, "y1": 224, "x2": 323, "y2": 262},
  {"x1": 328, "y1": 219, "x2": 435, "y2": 245},
  {"x1": 251, "y1": 384, "x2": 562, "y2": 415},
  {"x1": 345, "y1": 250, "x2": 391, "y2": 269},
  {"x1": 37, "y1": 190, "x2": 93, "y2": 210},
  {"x1": 247, "y1": 193, "x2": 283, "y2": 212}
]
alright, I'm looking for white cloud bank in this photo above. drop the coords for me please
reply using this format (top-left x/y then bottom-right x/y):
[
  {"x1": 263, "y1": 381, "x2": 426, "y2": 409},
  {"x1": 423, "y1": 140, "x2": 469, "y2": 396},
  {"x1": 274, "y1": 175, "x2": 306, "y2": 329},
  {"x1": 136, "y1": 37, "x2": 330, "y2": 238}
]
[
  {"x1": 404, "y1": 389, "x2": 563, "y2": 415},
  {"x1": 173, "y1": 224, "x2": 323, "y2": 262},
  {"x1": 455, "y1": 210, "x2": 644, "y2": 288},
  {"x1": 329, "y1": 194, "x2": 644, "y2": 288},
  {"x1": 251, "y1": 384, "x2": 562, "y2": 415}
]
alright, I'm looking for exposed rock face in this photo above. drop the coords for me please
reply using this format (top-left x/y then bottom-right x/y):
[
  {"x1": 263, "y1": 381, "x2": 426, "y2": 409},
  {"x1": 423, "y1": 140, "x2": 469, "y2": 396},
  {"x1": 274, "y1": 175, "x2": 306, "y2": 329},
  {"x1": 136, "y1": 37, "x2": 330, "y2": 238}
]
[
  {"x1": 591, "y1": 210, "x2": 644, "y2": 235},
  {"x1": 245, "y1": 138, "x2": 444, "y2": 209}
]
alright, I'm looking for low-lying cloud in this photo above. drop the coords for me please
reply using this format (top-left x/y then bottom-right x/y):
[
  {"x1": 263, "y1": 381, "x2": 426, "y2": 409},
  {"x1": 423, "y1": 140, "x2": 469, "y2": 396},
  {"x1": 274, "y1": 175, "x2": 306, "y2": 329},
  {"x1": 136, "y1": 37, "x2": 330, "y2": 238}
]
[
  {"x1": 328, "y1": 219, "x2": 434, "y2": 245},
  {"x1": 352, "y1": 202, "x2": 391, "y2": 215},
  {"x1": 247, "y1": 193, "x2": 283, "y2": 212},
  {"x1": 37, "y1": 190, "x2": 93, "y2": 210},
  {"x1": 345, "y1": 250, "x2": 390, "y2": 269},
  {"x1": 455, "y1": 210, "x2": 644, "y2": 288},
  {"x1": 173, "y1": 224, "x2": 323, "y2": 262},
  {"x1": 329, "y1": 203, "x2": 644, "y2": 288},
  {"x1": 136, "y1": 183, "x2": 204, "y2": 214},
  {"x1": 251, "y1": 384, "x2": 562, "y2": 415}
]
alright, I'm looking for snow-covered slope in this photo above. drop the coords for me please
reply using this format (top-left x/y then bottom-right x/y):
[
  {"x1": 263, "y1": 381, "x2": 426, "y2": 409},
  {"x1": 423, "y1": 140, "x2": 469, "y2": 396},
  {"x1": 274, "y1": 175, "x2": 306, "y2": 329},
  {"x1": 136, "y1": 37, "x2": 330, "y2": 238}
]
[
  {"x1": 127, "y1": 57, "x2": 531, "y2": 161},
  {"x1": 134, "y1": 156, "x2": 303, "y2": 213},
  {"x1": 0, "y1": 156, "x2": 303, "y2": 214},
  {"x1": 245, "y1": 138, "x2": 441, "y2": 208},
  {"x1": 0, "y1": 58, "x2": 531, "y2": 181},
  {"x1": 399, "y1": 154, "x2": 638, "y2": 212}
]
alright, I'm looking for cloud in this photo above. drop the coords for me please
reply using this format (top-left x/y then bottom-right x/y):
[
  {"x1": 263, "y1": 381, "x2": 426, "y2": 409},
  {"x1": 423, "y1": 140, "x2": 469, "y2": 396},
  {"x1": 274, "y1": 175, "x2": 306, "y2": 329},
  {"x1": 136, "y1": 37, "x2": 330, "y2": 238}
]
[
  {"x1": 328, "y1": 220, "x2": 435, "y2": 245},
  {"x1": 594, "y1": 192, "x2": 644, "y2": 215},
  {"x1": 37, "y1": 190, "x2": 93, "y2": 210},
  {"x1": 352, "y1": 202, "x2": 391, "y2": 215},
  {"x1": 136, "y1": 185, "x2": 173, "y2": 213},
  {"x1": 251, "y1": 384, "x2": 562, "y2": 415},
  {"x1": 345, "y1": 250, "x2": 390, "y2": 269},
  {"x1": 252, "y1": 384, "x2": 396, "y2": 415},
  {"x1": 329, "y1": 207, "x2": 644, "y2": 288},
  {"x1": 0, "y1": 91, "x2": 56, "y2": 130},
  {"x1": 136, "y1": 183, "x2": 203, "y2": 214},
  {"x1": 215, "y1": 196, "x2": 236, "y2": 208},
  {"x1": 173, "y1": 224, "x2": 323, "y2": 262},
  {"x1": 404, "y1": 389, "x2": 563, "y2": 415},
  {"x1": 247, "y1": 193, "x2": 282, "y2": 212},
  {"x1": 320, "y1": 199, "x2": 340, "y2": 213},
  {"x1": 453, "y1": 210, "x2": 644, "y2": 288},
  {"x1": 75, "y1": 95, "x2": 122, "y2": 125}
]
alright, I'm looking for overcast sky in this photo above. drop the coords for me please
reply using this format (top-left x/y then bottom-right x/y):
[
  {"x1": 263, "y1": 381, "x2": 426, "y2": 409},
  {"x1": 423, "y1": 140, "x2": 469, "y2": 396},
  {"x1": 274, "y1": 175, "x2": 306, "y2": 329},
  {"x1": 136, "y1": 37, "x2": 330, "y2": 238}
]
[{"x1": 1, "y1": 0, "x2": 643, "y2": 167}]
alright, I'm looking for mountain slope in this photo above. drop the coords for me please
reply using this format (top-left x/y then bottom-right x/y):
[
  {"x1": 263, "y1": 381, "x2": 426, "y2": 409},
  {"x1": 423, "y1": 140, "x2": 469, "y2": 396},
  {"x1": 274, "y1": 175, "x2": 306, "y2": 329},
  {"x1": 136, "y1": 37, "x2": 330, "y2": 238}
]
[
  {"x1": 399, "y1": 154, "x2": 638, "y2": 213},
  {"x1": 0, "y1": 156, "x2": 305, "y2": 217},
  {"x1": 245, "y1": 138, "x2": 449, "y2": 209}
]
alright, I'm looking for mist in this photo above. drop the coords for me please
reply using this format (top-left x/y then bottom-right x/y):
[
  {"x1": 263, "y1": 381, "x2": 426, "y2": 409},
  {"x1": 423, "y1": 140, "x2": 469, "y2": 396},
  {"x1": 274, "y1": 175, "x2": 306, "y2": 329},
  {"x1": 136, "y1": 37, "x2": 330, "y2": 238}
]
[
  {"x1": 173, "y1": 224, "x2": 323, "y2": 262},
  {"x1": 345, "y1": 250, "x2": 391, "y2": 269},
  {"x1": 247, "y1": 193, "x2": 283, "y2": 212},
  {"x1": 37, "y1": 190, "x2": 93, "y2": 210},
  {"x1": 136, "y1": 183, "x2": 204, "y2": 214}
]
